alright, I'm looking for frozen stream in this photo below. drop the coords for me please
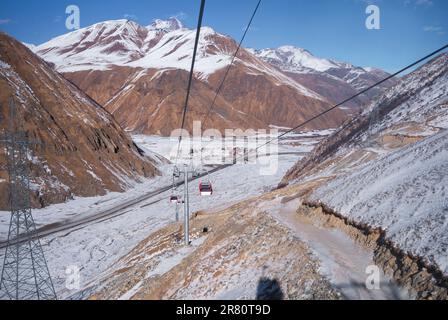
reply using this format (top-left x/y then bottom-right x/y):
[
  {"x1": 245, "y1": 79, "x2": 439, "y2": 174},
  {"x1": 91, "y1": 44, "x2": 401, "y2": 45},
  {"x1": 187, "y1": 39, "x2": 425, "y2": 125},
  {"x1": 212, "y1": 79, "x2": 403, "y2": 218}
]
[{"x1": 269, "y1": 199, "x2": 410, "y2": 300}]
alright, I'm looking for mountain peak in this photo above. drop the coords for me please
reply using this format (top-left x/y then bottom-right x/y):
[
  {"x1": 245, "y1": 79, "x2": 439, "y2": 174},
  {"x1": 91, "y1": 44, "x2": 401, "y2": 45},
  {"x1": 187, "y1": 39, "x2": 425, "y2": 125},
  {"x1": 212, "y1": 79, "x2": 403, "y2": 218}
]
[
  {"x1": 23, "y1": 42, "x2": 37, "y2": 52},
  {"x1": 91, "y1": 19, "x2": 139, "y2": 29},
  {"x1": 277, "y1": 45, "x2": 312, "y2": 56},
  {"x1": 254, "y1": 46, "x2": 339, "y2": 73},
  {"x1": 148, "y1": 17, "x2": 183, "y2": 31}
]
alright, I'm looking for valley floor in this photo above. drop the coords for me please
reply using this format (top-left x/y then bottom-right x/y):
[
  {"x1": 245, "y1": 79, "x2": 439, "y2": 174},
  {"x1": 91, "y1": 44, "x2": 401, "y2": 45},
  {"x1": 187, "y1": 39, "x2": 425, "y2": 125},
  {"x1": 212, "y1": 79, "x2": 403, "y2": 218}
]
[
  {"x1": 1, "y1": 130, "x2": 421, "y2": 300},
  {"x1": 86, "y1": 183, "x2": 409, "y2": 300},
  {"x1": 0, "y1": 131, "x2": 328, "y2": 299}
]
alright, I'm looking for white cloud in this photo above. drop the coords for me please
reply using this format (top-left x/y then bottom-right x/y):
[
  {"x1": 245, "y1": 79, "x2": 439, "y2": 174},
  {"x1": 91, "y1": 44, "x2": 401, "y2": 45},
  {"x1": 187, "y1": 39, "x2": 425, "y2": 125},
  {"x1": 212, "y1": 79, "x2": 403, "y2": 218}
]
[
  {"x1": 172, "y1": 12, "x2": 188, "y2": 21},
  {"x1": 352, "y1": 0, "x2": 379, "y2": 4},
  {"x1": 415, "y1": 0, "x2": 433, "y2": 6},
  {"x1": 423, "y1": 25, "x2": 445, "y2": 35},
  {"x1": 124, "y1": 14, "x2": 138, "y2": 21},
  {"x1": 0, "y1": 19, "x2": 11, "y2": 25},
  {"x1": 424, "y1": 26, "x2": 441, "y2": 32},
  {"x1": 404, "y1": 0, "x2": 433, "y2": 6}
]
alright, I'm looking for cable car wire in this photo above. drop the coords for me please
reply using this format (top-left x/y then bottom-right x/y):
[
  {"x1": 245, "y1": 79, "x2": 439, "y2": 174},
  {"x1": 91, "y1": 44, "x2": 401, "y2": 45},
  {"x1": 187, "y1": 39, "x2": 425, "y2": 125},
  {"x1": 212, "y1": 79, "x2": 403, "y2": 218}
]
[
  {"x1": 201, "y1": 0, "x2": 262, "y2": 129},
  {"x1": 173, "y1": 1, "x2": 446, "y2": 188},
  {"x1": 249, "y1": 43, "x2": 448, "y2": 155},
  {"x1": 175, "y1": 0, "x2": 207, "y2": 165}
]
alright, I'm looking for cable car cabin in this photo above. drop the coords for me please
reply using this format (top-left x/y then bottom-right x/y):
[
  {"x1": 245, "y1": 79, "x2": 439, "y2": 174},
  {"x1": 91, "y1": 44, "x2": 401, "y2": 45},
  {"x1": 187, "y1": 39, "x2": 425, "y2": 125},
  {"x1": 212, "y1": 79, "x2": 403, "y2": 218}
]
[
  {"x1": 199, "y1": 182, "x2": 213, "y2": 196},
  {"x1": 170, "y1": 195, "x2": 180, "y2": 204}
]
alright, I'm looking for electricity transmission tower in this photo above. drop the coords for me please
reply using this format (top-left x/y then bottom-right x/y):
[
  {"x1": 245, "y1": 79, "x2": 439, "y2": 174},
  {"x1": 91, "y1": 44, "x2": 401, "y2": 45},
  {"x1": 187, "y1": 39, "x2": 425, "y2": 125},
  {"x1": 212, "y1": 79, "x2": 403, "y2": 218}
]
[{"x1": 0, "y1": 98, "x2": 57, "y2": 300}]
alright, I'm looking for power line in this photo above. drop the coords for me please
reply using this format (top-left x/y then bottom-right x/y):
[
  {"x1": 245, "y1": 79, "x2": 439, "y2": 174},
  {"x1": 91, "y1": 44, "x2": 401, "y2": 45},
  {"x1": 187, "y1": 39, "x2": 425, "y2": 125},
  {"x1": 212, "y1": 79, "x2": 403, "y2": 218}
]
[
  {"x1": 176, "y1": 0, "x2": 206, "y2": 163},
  {"x1": 252, "y1": 44, "x2": 448, "y2": 153},
  {"x1": 201, "y1": 0, "x2": 262, "y2": 129}
]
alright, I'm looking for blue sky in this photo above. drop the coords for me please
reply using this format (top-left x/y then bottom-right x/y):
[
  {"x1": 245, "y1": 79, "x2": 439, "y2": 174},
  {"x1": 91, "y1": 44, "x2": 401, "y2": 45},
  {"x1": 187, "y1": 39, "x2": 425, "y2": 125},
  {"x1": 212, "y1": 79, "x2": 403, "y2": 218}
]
[{"x1": 0, "y1": 0, "x2": 447, "y2": 72}]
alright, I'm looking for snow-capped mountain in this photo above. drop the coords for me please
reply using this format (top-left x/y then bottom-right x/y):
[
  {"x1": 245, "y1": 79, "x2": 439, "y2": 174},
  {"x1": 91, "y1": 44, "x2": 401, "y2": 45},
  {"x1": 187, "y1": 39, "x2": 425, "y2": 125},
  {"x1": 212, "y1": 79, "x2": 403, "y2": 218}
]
[
  {"x1": 252, "y1": 45, "x2": 394, "y2": 88},
  {"x1": 31, "y1": 18, "x2": 351, "y2": 135},
  {"x1": 0, "y1": 32, "x2": 159, "y2": 209},
  {"x1": 149, "y1": 17, "x2": 184, "y2": 31},
  {"x1": 252, "y1": 46, "x2": 341, "y2": 73},
  {"x1": 35, "y1": 18, "x2": 315, "y2": 87},
  {"x1": 35, "y1": 19, "x2": 183, "y2": 73},
  {"x1": 252, "y1": 46, "x2": 397, "y2": 110},
  {"x1": 35, "y1": 17, "x2": 230, "y2": 77}
]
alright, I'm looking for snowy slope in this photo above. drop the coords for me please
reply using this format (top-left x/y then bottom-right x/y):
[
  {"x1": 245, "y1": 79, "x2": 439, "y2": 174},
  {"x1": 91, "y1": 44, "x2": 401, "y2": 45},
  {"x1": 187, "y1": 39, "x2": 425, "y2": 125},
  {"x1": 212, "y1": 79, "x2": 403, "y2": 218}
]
[
  {"x1": 364, "y1": 53, "x2": 448, "y2": 136},
  {"x1": 281, "y1": 53, "x2": 448, "y2": 278},
  {"x1": 126, "y1": 26, "x2": 234, "y2": 80},
  {"x1": 311, "y1": 130, "x2": 448, "y2": 274},
  {"x1": 35, "y1": 19, "x2": 162, "y2": 72}
]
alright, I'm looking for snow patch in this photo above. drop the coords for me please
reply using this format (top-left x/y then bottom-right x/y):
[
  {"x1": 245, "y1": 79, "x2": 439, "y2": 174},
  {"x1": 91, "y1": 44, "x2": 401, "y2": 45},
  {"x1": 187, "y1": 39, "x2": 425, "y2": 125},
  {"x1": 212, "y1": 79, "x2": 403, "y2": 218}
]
[{"x1": 0, "y1": 59, "x2": 11, "y2": 69}]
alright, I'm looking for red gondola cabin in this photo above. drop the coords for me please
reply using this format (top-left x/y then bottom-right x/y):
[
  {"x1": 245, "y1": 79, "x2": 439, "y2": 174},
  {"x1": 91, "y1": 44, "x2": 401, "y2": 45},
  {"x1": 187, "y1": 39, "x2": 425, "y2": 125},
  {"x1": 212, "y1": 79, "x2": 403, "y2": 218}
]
[{"x1": 199, "y1": 181, "x2": 213, "y2": 196}]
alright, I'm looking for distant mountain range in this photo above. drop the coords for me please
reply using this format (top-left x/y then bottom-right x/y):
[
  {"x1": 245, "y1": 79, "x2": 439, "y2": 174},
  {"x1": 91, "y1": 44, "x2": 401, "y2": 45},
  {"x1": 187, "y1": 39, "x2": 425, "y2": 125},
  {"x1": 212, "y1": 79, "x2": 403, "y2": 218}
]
[
  {"x1": 251, "y1": 46, "x2": 397, "y2": 110},
  {"x1": 28, "y1": 18, "x2": 397, "y2": 135}
]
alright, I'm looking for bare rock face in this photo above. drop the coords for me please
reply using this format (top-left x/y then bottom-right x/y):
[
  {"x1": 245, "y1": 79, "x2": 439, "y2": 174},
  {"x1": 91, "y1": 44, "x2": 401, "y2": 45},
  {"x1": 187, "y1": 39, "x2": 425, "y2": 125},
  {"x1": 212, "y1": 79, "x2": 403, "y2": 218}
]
[
  {"x1": 0, "y1": 32, "x2": 159, "y2": 210},
  {"x1": 33, "y1": 19, "x2": 352, "y2": 135},
  {"x1": 64, "y1": 67, "x2": 266, "y2": 136}
]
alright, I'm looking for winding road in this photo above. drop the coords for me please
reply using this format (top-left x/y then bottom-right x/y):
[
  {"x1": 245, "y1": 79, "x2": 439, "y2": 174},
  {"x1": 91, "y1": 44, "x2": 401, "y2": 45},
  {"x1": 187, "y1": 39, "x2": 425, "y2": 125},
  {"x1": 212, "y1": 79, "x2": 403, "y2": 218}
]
[
  {"x1": 0, "y1": 149, "x2": 310, "y2": 249},
  {"x1": 0, "y1": 164, "x2": 235, "y2": 249}
]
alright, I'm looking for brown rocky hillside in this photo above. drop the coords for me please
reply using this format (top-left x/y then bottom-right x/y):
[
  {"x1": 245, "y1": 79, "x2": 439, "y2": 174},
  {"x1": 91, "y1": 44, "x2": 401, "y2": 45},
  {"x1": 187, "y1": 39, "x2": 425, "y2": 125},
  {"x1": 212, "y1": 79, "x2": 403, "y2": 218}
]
[{"x1": 0, "y1": 32, "x2": 159, "y2": 210}]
